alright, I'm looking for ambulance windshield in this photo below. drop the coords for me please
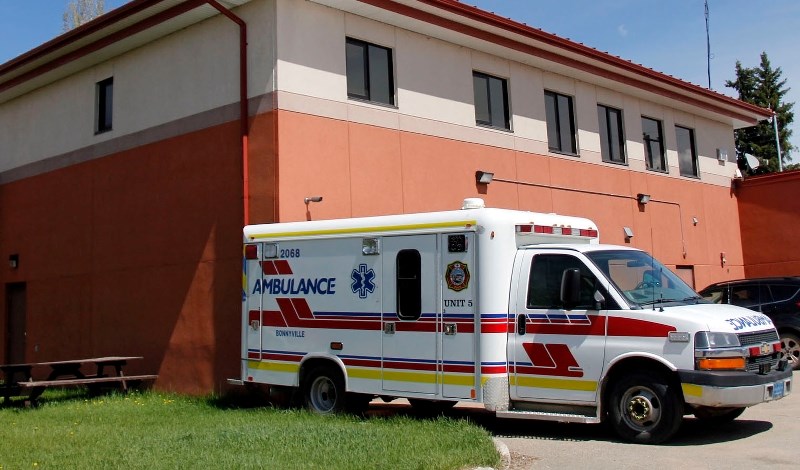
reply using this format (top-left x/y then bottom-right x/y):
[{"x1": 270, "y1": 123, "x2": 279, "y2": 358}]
[{"x1": 586, "y1": 250, "x2": 701, "y2": 307}]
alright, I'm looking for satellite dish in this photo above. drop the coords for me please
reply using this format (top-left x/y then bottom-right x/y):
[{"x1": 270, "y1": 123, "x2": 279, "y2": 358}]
[{"x1": 744, "y1": 153, "x2": 760, "y2": 170}]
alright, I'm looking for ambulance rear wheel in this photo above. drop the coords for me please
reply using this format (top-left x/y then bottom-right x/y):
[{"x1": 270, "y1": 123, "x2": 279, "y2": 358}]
[
  {"x1": 304, "y1": 365, "x2": 346, "y2": 414},
  {"x1": 608, "y1": 371, "x2": 683, "y2": 444}
]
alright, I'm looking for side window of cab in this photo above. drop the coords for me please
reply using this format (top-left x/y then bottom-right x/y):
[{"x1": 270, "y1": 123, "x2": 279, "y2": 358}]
[{"x1": 527, "y1": 254, "x2": 601, "y2": 310}]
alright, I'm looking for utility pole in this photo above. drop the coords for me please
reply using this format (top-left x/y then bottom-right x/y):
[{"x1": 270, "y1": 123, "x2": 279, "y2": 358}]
[{"x1": 772, "y1": 112, "x2": 784, "y2": 172}]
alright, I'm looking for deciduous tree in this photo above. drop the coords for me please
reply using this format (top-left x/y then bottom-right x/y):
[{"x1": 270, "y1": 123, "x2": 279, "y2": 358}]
[{"x1": 63, "y1": 0, "x2": 106, "y2": 31}]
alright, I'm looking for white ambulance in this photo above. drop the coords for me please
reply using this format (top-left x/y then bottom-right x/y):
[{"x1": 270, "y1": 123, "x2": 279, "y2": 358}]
[{"x1": 238, "y1": 198, "x2": 791, "y2": 443}]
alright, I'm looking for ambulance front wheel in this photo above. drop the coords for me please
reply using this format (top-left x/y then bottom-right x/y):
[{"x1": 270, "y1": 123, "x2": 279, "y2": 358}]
[
  {"x1": 608, "y1": 371, "x2": 683, "y2": 444},
  {"x1": 304, "y1": 365, "x2": 346, "y2": 414}
]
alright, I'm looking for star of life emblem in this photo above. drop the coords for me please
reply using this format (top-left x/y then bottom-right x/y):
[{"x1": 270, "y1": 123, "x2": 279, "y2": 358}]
[{"x1": 351, "y1": 263, "x2": 376, "y2": 299}]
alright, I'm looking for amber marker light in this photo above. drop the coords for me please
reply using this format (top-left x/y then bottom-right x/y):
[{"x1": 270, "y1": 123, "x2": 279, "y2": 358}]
[{"x1": 697, "y1": 357, "x2": 746, "y2": 371}]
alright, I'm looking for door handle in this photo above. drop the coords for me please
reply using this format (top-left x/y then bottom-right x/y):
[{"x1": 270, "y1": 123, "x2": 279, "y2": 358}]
[
  {"x1": 384, "y1": 322, "x2": 396, "y2": 335},
  {"x1": 445, "y1": 323, "x2": 457, "y2": 335},
  {"x1": 517, "y1": 314, "x2": 526, "y2": 336}
]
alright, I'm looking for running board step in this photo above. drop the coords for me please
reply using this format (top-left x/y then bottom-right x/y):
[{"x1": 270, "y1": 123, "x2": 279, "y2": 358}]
[{"x1": 496, "y1": 410, "x2": 601, "y2": 424}]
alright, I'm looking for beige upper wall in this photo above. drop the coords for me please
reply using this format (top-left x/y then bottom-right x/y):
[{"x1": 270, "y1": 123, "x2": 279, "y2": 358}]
[
  {"x1": 275, "y1": 0, "x2": 740, "y2": 186},
  {"x1": 0, "y1": 0, "x2": 275, "y2": 175},
  {"x1": 1, "y1": 0, "x2": 738, "y2": 185}
]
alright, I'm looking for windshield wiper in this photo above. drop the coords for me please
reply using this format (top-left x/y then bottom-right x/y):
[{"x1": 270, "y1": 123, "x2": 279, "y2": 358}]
[
  {"x1": 639, "y1": 298, "x2": 680, "y2": 306},
  {"x1": 639, "y1": 296, "x2": 701, "y2": 306}
]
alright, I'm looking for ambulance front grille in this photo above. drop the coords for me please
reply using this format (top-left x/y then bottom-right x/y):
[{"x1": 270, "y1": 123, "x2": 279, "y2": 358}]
[
  {"x1": 739, "y1": 330, "x2": 781, "y2": 374},
  {"x1": 737, "y1": 330, "x2": 779, "y2": 346}
]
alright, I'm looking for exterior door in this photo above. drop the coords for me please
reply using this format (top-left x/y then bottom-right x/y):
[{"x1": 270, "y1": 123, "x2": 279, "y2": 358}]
[
  {"x1": 511, "y1": 252, "x2": 607, "y2": 403},
  {"x1": 244, "y1": 248, "x2": 263, "y2": 361},
  {"x1": 5, "y1": 283, "x2": 27, "y2": 364},
  {"x1": 381, "y1": 235, "x2": 439, "y2": 394},
  {"x1": 440, "y1": 232, "x2": 476, "y2": 399}
]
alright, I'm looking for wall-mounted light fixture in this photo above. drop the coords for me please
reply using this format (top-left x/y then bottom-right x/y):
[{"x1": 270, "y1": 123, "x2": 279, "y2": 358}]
[
  {"x1": 9, "y1": 254, "x2": 19, "y2": 269},
  {"x1": 692, "y1": 217, "x2": 699, "y2": 226},
  {"x1": 475, "y1": 170, "x2": 494, "y2": 185},
  {"x1": 623, "y1": 227, "x2": 634, "y2": 240},
  {"x1": 636, "y1": 193, "x2": 651, "y2": 205},
  {"x1": 304, "y1": 196, "x2": 323, "y2": 205}
]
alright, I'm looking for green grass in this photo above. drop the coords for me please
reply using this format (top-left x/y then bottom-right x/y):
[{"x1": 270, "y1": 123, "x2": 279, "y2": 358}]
[{"x1": 0, "y1": 391, "x2": 499, "y2": 469}]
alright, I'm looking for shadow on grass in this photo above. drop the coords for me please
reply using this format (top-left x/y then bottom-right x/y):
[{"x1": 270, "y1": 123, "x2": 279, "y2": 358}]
[{"x1": 1, "y1": 387, "x2": 92, "y2": 409}]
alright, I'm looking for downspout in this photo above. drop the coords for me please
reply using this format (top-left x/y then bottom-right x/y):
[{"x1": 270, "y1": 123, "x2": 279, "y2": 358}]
[{"x1": 206, "y1": 0, "x2": 250, "y2": 225}]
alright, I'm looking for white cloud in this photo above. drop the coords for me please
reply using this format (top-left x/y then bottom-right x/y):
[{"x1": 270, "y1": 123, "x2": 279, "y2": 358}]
[{"x1": 617, "y1": 24, "x2": 628, "y2": 37}]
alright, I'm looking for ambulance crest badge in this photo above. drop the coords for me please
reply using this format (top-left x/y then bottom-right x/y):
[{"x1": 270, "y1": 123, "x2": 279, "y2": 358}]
[{"x1": 445, "y1": 262, "x2": 470, "y2": 292}]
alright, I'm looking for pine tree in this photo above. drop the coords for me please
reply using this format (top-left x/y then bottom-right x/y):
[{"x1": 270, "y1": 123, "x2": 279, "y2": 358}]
[
  {"x1": 725, "y1": 52, "x2": 794, "y2": 174},
  {"x1": 63, "y1": 0, "x2": 106, "y2": 32}
]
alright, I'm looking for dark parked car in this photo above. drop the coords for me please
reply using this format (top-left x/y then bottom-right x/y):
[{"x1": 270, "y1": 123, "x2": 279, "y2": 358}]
[{"x1": 699, "y1": 277, "x2": 800, "y2": 370}]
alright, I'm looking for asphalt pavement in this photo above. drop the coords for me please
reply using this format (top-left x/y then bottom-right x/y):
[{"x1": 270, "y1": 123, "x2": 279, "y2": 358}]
[{"x1": 369, "y1": 371, "x2": 797, "y2": 469}]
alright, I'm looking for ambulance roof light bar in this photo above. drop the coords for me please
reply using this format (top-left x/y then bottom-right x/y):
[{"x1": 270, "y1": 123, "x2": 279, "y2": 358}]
[{"x1": 516, "y1": 224, "x2": 598, "y2": 238}]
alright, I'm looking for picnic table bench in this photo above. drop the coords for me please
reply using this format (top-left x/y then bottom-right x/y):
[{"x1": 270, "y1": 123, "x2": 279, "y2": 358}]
[{"x1": 1, "y1": 356, "x2": 157, "y2": 405}]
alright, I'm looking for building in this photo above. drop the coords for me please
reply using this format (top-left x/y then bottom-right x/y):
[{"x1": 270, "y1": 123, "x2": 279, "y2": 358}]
[
  {"x1": 0, "y1": 0, "x2": 770, "y2": 393},
  {"x1": 737, "y1": 170, "x2": 800, "y2": 278}
]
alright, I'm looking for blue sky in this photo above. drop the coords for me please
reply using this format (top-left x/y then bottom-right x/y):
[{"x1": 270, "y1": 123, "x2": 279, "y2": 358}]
[{"x1": 1, "y1": 0, "x2": 797, "y2": 160}]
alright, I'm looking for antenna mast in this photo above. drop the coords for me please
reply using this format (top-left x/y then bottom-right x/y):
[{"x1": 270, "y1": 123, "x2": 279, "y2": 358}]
[{"x1": 705, "y1": 0, "x2": 712, "y2": 89}]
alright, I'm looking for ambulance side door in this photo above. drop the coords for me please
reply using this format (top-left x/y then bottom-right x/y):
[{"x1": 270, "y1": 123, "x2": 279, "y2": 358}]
[
  {"x1": 511, "y1": 250, "x2": 608, "y2": 403},
  {"x1": 381, "y1": 235, "x2": 439, "y2": 395}
]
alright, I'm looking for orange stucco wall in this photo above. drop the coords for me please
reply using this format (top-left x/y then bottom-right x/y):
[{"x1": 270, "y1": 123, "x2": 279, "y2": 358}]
[
  {"x1": 0, "y1": 115, "x2": 276, "y2": 393},
  {"x1": 737, "y1": 170, "x2": 800, "y2": 278},
  {"x1": 0, "y1": 106, "x2": 748, "y2": 394},
  {"x1": 276, "y1": 110, "x2": 745, "y2": 290}
]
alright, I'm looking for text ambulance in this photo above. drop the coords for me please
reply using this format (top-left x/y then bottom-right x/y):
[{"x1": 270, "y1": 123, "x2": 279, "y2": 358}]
[{"x1": 238, "y1": 199, "x2": 791, "y2": 443}]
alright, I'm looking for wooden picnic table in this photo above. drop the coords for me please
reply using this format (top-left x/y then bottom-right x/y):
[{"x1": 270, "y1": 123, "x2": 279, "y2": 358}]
[
  {"x1": 0, "y1": 362, "x2": 35, "y2": 402},
  {"x1": 1, "y1": 356, "x2": 157, "y2": 405}
]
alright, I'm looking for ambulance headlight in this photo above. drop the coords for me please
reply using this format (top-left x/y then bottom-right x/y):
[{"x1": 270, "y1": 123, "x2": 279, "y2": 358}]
[{"x1": 694, "y1": 331, "x2": 740, "y2": 349}]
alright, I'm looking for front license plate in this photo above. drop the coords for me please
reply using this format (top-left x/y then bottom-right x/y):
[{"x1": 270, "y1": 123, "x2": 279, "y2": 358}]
[{"x1": 773, "y1": 381, "x2": 785, "y2": 399}]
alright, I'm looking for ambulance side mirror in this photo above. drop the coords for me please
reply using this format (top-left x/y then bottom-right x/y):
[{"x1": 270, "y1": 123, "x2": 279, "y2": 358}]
[
  {"x1": 593, "y1": 290, "x2": 606, "y2": 311},
  {"x1": 560, "y1": 268, "x2": 581, "y2": 310}
]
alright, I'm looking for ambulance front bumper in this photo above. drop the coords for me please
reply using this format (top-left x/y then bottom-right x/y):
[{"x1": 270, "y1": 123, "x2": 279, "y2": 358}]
[{"x1": 678, "y1": 368, "x2": 792, "y2": 407}]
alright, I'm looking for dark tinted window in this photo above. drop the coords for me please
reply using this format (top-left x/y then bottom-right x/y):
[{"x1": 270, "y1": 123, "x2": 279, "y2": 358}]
[
  {"x1": 676, "y1": 125, "x2": 698, "y2": 177},
  {"x1": 598, "y1": 105, "x2": 625, "y2": 164},
  {"x1": 729, "y1": 284, "x2": 772, "y2": 309},
  {"x1": 769, "y1": 284, "x2": 800, "y2": 302},
  {"x1": 527, "y1": 254, "x2": 597, "y2": 309},
  {"x1": 346, "y1": 38, "x2": 394, "y2": 105},
  {"x1": 473, "y1": 71, "x2": 510, "y2": 130},
  {"x1": 642, "y1": 117, "x2": 666, "y2": 171},
  {"x1": 545, "y1": 91, "x2": 577, "y2": 154},
  {"x1": 96, "y1": 77, "x2": 113, "y2": 133},
  {"x1": 396, "y1": 249, "x2": 421, "y2": 320},
  {"x1": 700, "y1": 286, "x2": 725, "y2": 304}
]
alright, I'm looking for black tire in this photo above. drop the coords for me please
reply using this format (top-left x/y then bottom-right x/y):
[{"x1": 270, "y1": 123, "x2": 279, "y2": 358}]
[
  {"x1": 780, "y1": 332, "x2": 800, "y2": 370},
  {"x1": 608, "y1": 371, "x2": 684, "y2": 444},
  {"x1": 408, "y1": 399, "x2": 457, "y2": 416},
  {"x1": 693, "y1": 406, "x2": 745, "y2": 424},
  {"x1": 303, "y1": 365, "x2": 346, "y2": 414}
]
